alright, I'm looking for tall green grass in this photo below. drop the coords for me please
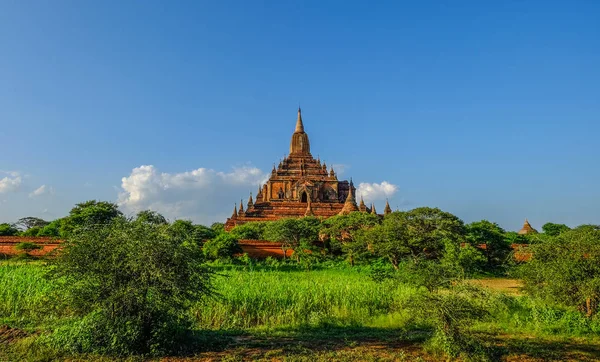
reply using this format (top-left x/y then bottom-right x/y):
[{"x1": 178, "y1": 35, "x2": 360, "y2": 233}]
[
  {"x1": 193, "y1": 268, "x2": 416, "y2": 329},
  {"x1": 0, "y1": 262, "x2": 54, "y2": 321}
]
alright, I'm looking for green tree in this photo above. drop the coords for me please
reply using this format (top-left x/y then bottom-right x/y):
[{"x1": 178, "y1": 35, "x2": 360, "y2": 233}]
[
  {"x1": 167, "y1": 220, "x2": 204, "y2": 245},
  {"x1": 203, "y1": 233, "x2": 242, "y2": 261},
  {"x1": 0, "y1": 223, "x2": 19, "y2": 236},
  {"x1": 370, "y1": 208, "x2": 465, "y2": 269},
  {"x1": 466, "y1": 220, "x2": 511, "y2": 270},
  {"x1": 321, "y1": 212, "x2": 381, "y2": 265},
  {"x1": 60, "y1": 200, "x2": 123, "y2": 236},
  {"x1": 38, "y1": 218, "x2": 64, "y2": 237},
  {"x1": 504, "y1": 231, "x2": 531, "y2": 245},
  {"x1": 264, "y1": 217, "x2": 321, "y2": 261},
  {"x1": 210, "y1": 222, "x2": 225, "y2": 234},
  {"x1": 519, "y1": 226, "x2": 600, "y2": 317},
  {"x1": 13, "y1": 216, "x2": 49, "y2": 231},
  {"x1": 541, "y1": 222, "x2": 571, "y2": 236},
  {"x1": 21, "y1": 226, "x2": 42, "y2": 236},
  {"x1": 229, "y1": 222, "x2": 267, "y2": 240},
  {"x1": 135, "y1": 210, "x2": 168, "y2": 225},
  {"x1": 49, "y1": 219, "x2": 213, "y2": 355},
  {"x1": 457, "y1": 244, "x2": 487, "y2": 276}
]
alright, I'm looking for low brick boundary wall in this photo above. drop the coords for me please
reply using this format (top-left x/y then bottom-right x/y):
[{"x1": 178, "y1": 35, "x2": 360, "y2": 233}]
[
  {"x1": 0, "y1": 236, "x2": 290, "y2": 259},
  {"x1": 1, "y1": 237, "x2": 531, "y2": 261},
  {"x1": 0, "y1": 236, "x2": 62, "y2": 257}
]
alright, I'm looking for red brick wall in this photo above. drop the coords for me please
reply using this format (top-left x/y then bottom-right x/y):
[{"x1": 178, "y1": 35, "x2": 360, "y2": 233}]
[{"x1": 0, "y1": 236, "x2": 62, "y2": 256}]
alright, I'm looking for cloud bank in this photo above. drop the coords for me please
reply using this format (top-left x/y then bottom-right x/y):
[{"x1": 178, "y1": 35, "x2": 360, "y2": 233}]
[
  {"x1": 357, "y1": 181, "x2": 398, "y2": 203},
  {"x1": 0, "y1": 172, "x2": 22, "y2": 193},
  {"x1": 29, "y1": 185, "x2": 54, "y2": 198},
  {"x1": 118, "y1": 165, "x2": 268, "y2": 225}
]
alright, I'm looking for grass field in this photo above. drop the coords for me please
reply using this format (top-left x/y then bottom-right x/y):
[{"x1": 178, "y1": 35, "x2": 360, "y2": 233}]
[{"x1": 1, "y1": 261, "x2": 600, "y2": 361}]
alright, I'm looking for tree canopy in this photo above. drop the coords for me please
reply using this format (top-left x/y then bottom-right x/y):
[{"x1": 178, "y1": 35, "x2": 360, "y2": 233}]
[
  {"x1": 370, "y1": 208, "x2": 466, "y2": 268},
  {"x1": 519, "y1": 227, "x2": 600, "y2": 316}
]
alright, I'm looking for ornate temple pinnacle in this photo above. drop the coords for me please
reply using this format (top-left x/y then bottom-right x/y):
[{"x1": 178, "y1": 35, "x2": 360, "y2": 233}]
[
  {"x1": 295, "y1": 107, "x2": 304, "y2": 133},
  {"x1": 371, "y1": 203, "x2": 377, "y2": 215},
  {"x1": 384, "y1": 199, "x2": 392, "y2": 215},
  {"x1": 290, "y1": 108, "x2": 311, "y2": 155}
]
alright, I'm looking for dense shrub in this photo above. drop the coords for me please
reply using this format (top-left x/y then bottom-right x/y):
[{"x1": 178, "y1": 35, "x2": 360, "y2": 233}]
[
  {"x1": 203, "y1": 234, "x2": 242, "y2": 261},
  {"x1": 0, "y1": 223, "x2": 19, "y2": 236},
  {"x1": 519, "y1": 226, "x2": 600, "y2": 317},
  {"x1": 47, "y1": 219, "x2": 214, "y2": 356},
  {"x1": 229, "y1": 222, "x2": 267, "y2": 240}
]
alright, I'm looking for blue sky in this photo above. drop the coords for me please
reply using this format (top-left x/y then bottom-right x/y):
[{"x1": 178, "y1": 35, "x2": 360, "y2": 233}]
[{"x1": 1, "y1": 0, "x2": 598, "y2": 230}]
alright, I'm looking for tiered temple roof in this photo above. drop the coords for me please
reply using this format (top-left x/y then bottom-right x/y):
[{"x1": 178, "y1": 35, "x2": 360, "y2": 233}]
[{"x1": 225, "y1": 108, "x2": 375, "y2": 230}]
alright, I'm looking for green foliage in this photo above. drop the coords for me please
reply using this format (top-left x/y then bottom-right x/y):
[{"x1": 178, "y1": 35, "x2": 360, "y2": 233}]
[
  {"x1": 412, "y1": 286, "x2": 494, "y2": 361},
  {"x1": 541, "y1": 222, "x2": 571, "y2": 236},
  {"x1": 192, "y1": 268, "x2": 411, "y2": 329},
  {"x1": 467, "y1": 220, "x2": 511, "y2": 270},
  {"x1": 210, "y1": 222, "x2": 225, "y2": 234},
  {"x1": 13, "y1": 217, "x2": 49, "y2": 231},
  {"x1": 37, "y1": 218, "x2": 64, "y2": 237},
  {"x1": 0, "y1": 223, "x2": 19, "y2": 236},
  {"x1": 167, "y1": 219, "x2": 214, "y2": 244},
  {"x1": 47, "y1": 218, "x2": 214, "y2": 355},
  {"x1": 457, "y1": 244, "x2": 487, "y2": 276},
  {"x1": 135, "y1": 210, "x2": 168, "y2": 225},
  {"x1": 321, "y1": 213, "x2": 381, "y2": 265},
  {"x1": 21, "y1": 226, "x2": 42, "y2": 236},
  {"x1": 15, "y1": 242, "x2": 42, "y2": 252},
  {"x1": 370, "y1": 208, "x2": 465, "y2": 268},
  {"x1": 504, "y1": 231, "x2": 531, "y2": 245},
  {"x1": 264, "y1": 217, "x2": 321, "y2": 261},
  {"x1": 229, "y1": 222, "x2": 267, "y2": 240},
  {"x1": 60, "y1": 200, "x2": 123, "y2": 236},
  {"x1": 203, "y1": 233, "x2": 242, "y2": 261},
  {"x1": 395, "y1": 259, "x2": 463, "y2": 292},
  {"x1": 519, "y1": 227, "x2": 600, "y2": 316}
]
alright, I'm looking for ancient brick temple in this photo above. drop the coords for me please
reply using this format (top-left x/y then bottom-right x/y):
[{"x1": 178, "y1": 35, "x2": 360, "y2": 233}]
[{"x1": 225, "y1": 108, "x2": 385, "y2": 230}]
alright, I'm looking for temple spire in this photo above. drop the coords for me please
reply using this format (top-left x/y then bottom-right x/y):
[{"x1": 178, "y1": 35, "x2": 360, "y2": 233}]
[
  {"x1": 295, "y1": 107, "x2": 304, "y2": 133},
  {"x1": 371, "y1": 203, "x2": 377, "y2": 215},
  {"x1": 247, "y1": 192, "x2": 254, "y2": 209},
  {"x1": 231, "y1": 204, "x2": 238, "y2": 219},
  {"x1": 359, "y1": 195, "x2": 367, "y2": 212},
  {"x1": 239, "y1": 199, "x2": 244, "y2": 213},
  {"x1": 290, "y1": 108, "x2": 311, "y2": 155},
  {"x1": 384, "y1": 199, "x2": 392, "y2": 215},
  {"x1": 338, "y1": 179, "x2": 359, "y2": 215}
]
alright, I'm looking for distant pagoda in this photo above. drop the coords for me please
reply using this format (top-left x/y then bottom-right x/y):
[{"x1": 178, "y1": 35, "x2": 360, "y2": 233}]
[
  {"x1": 225, "y1": 108, "x2": 374, "y2": 230},
  {"x1": 518, "y1": 219, "x2": 537, "y2": 235}
]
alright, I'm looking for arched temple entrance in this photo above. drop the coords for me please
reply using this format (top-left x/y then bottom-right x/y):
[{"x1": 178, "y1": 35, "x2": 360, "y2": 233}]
[{"x1": 301, "y1": 191, "x2": 308, "y2": 203}]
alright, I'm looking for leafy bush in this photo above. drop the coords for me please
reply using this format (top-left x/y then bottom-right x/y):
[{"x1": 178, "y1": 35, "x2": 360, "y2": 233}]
[
  {"x1": 203, "y1": 233, "x2": 242, "y2": 261},
  {"x1": 458, "y1": 244, "x2": 487, "y2": 276},
  {"x1": 21, "y1": 226, "x2": 42, "y2": 236},
  {"x1": 0, "y1": 223, "x2": 19, "y2": 236},
  {"x1": 229, "y1": 222, "x2": 267, "y2": 240},
  {"x1": 15, "y1": 242, "x2": 42, "y2": 258},
  {"x1": 47, "y1": 219, "x2": 214, "y2": 356},
  {"x1": 519, "y1": 226, "x2": 600, "y2": 317},
  {"x1": 38, "y1": 219, "x2": 64, "y2": 237}
]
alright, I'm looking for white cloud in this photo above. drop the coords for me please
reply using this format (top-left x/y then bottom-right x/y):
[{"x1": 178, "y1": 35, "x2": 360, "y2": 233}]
[
  {"x1": 29, "y1": 185, "x2": 54, "y2": 198},
  {"x1": 357, "y1": 181, "x2": 398, "y2": 203},
  {"x1": 0, "y1": 171, "x2": 22, "y2": 193},
  {"x1": 118, "y1": 165, "x2": 268, "y2": 225}
]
